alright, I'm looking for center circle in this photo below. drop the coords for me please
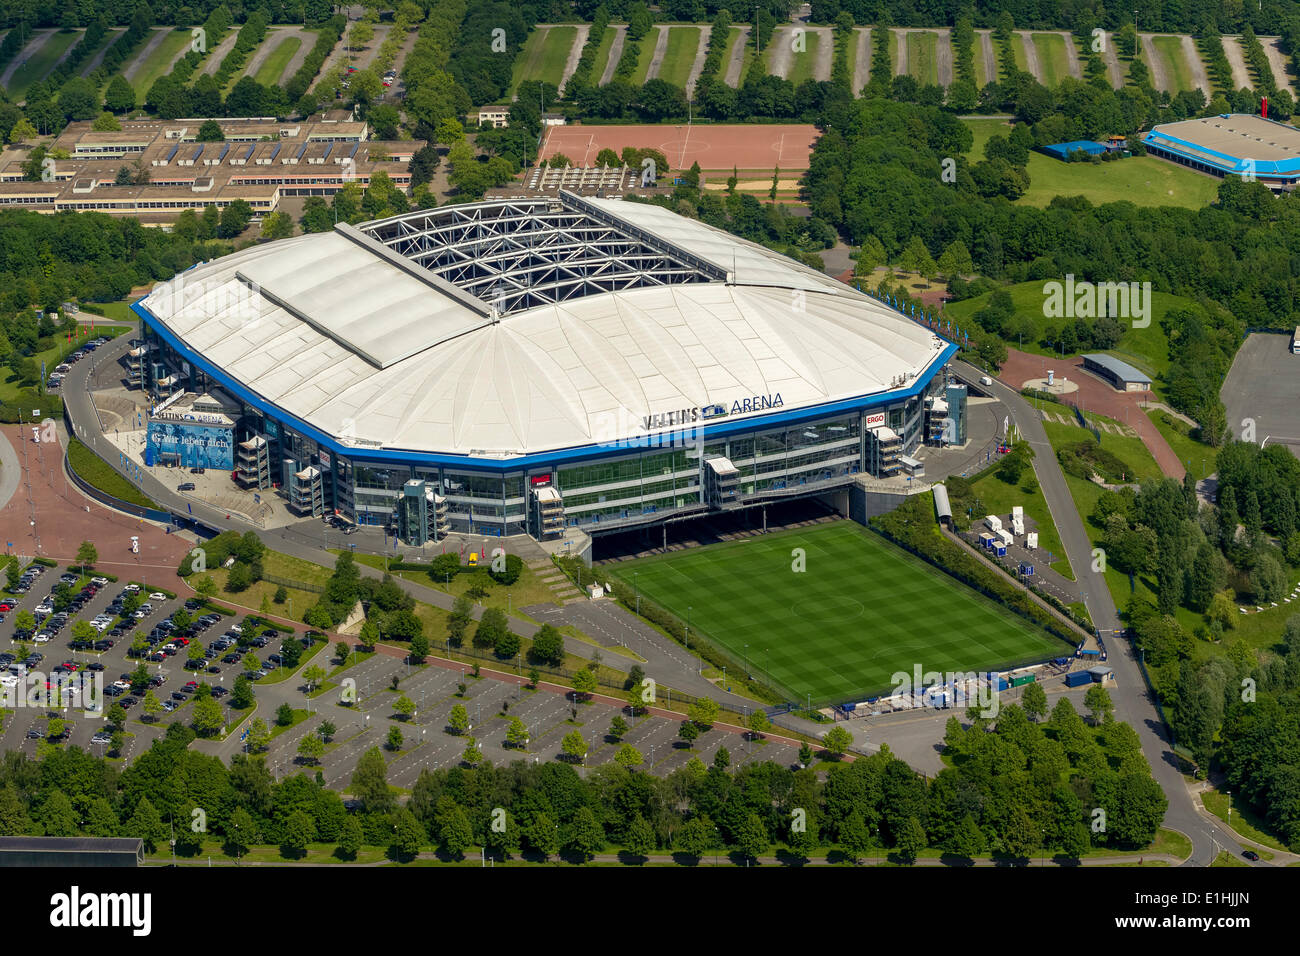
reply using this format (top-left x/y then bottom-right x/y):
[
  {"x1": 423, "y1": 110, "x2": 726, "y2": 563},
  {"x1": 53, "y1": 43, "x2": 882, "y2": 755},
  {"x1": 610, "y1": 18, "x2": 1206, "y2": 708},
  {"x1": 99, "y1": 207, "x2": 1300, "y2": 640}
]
[{"x1": 792, "y1": 596, "x2": 865, "y2": 623}]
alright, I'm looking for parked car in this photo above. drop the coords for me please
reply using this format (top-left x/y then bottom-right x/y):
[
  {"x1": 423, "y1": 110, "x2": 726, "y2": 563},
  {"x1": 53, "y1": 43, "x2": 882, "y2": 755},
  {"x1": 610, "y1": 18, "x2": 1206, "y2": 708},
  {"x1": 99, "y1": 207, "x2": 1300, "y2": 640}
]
[{"x1": 177, "y1": 482, "x2": 196, "y2": 492}]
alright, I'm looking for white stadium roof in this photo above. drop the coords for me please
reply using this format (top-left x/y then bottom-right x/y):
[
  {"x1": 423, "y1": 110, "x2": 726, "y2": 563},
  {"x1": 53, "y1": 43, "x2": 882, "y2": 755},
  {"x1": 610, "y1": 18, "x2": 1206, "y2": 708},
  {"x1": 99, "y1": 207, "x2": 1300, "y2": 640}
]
[{"x1": 140, "y1": 193, "x2": 947, "y2": 459}]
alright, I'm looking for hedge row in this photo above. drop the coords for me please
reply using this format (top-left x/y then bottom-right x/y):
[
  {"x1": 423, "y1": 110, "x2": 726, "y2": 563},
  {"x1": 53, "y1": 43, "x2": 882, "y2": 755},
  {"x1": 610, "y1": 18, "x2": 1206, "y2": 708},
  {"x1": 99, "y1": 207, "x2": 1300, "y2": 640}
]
[
  {"x1": 285, "y1": 14, "x2": 345, "y2": 104},
  {"x1": 0, "y1": 26, "x2": 24, "y2": 74},
  {"x1": 45, "y1": 20, "x2": 108, "y2": 89},
  {"x1": 95, "y1": 5, "x2": 155, "y2": 80},
  {"x1": 161, "y1": 5, "x2": 233, "y2": 88},
  {"x1": 213, "y1": 11, "x2": 268, "y2": 89},
  {"x1": 563, "y1": 8, "x2": 610, "y2": 94}
]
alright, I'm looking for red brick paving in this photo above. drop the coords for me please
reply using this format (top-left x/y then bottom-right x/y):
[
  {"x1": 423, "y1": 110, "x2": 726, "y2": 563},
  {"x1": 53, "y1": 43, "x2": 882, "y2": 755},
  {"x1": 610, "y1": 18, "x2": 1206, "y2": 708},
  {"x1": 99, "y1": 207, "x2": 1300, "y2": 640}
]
[
  {"x1": 997, "y1": 349, "x2": 1185, "y2": 479},
  {"x1": 0, "y1": 425, "x2": 191, "y2": 578}
]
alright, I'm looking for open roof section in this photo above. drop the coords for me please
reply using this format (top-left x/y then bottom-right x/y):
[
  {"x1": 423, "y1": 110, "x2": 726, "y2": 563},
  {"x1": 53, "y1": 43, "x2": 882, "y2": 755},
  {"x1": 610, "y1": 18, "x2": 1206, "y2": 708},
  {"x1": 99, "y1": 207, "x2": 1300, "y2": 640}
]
[{"x1": 360, "y1": 191, "x2": 728, "y2": 316}]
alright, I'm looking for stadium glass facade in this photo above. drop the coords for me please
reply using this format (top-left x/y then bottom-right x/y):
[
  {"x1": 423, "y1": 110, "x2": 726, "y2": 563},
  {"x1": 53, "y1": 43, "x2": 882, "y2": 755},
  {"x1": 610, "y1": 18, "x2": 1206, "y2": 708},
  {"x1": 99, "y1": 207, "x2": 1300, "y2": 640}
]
[{"x1": 138, "y1": 310, "x2": 947, "y2": 542}]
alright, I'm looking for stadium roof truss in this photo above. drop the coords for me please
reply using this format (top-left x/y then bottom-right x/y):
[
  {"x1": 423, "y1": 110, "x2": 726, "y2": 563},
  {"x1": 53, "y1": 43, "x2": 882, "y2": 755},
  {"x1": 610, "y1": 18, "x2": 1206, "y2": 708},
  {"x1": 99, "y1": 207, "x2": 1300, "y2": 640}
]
[{"x1": 361, "y1": 192, "x2": 729, "y2": 316}]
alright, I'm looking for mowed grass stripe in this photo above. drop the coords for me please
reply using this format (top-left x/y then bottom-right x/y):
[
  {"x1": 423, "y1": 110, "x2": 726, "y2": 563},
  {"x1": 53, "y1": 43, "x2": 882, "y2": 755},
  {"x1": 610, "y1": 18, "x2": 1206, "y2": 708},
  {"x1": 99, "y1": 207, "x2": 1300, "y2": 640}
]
[
  {"x1": 612, "y1": 522, "x2": 1067, "y2": 704},
  {"x1": 786, "y1": 30, "x2": 820, "y2": 85},
  {"x1": 1151, "y1": 34, "x2": 1195, "y2": 91},
  {"x1": 254, "y1": 33, "x2": 303, "y2": 87},
  {"x1": 6, "y1": 29, "x2": 79, "y2": 101},
  {"x1": 130, "y1": 28, "x2": 192, "y2": 97},
  {"x1": 1032, "y1": 32, "x2": 1069, "y2": 87},
  {"x1": 510, "y1": 25, "x2": 577, "y2": 95},
  {"x1": 655, "y1": 25, "x2": 699, "y2": 87},
  {"x1": 906, "y1": 30, "x2": 939, "y2": 85}
]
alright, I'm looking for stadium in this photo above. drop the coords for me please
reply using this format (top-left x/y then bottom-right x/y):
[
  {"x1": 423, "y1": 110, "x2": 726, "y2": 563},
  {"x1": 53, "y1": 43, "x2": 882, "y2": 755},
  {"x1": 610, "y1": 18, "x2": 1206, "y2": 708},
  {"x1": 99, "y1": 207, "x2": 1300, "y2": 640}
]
[
  {"x1": 132, "y1": 191, "x2": 956, "y2": 545},
  {"x1": 1141, "y1": 113, "x2": 1300, "y2": 190}
]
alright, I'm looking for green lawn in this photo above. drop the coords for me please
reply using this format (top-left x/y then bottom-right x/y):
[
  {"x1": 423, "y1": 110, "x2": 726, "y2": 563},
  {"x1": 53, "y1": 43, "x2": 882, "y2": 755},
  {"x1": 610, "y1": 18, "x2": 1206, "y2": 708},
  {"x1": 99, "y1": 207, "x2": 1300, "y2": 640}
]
[
  {"x1": 81, "y1": 300, "x2": 141, "y2": 323},
  {"x1": 655, "y1": 25, "x2": 701, "y2": 88},
  {"x1": 66, "y1": 435, "x2": 159, "y2": 509},
  {"x1": 608, "y1": 521, "x2": 1070, "y2": 705},
  {"x1": 786, "y1": 30, "x2": 821, "y2": 85},
  {"x1": 1032, "y1": 32, "x2": 1072, "y2": 87},
  {"x1": 720, "y1": 26, "x2": 746, "y2": 87},
  {"x1": 905, "y1": 30, "x2": 939, "y2": 85},
  {"x1": 128, "y1": 28, "x2": 192, "y2": 97},
  {"x1": 1043, "y1": 417, "x2": 1165, "y2": 485},
  {"x1": 253, "y1": 32, "x2": 304, "y2": 87},
  {"x1": 511, "y1": 25, "x2": 578, "y2": 95},
  {"x1": 1202, "y1": 787, "x2": 1291, "y2": 853},
  {"x1": 1150, "y1": 35, "x2": 1197, "y2": 92},
  {"x1": 589, "y1": 23, "x2": 619, "y2": 86},
  {"x1": 1020, "y1": 153, "x2": 1220, "y2": 209},
  {"x1": 961, "y1": 117, "x2": 1013, "y2": 159},
  {"x1": 1, "y1": 323, "x2": 130, "y2": 407},
  {"x1": 967, "y1": 466, "x2": 1075, "y2": 578},
  {"x1": 943, "y1": 279, "x2": 1192, "y2": 398},
  {"x1": 1146, "y1": 408, "x2": 1216, "y2": 479},
  {"x1": 1010, "y1": 32, "x2": 1031, "y2": 74},
  {"x1": 5, "y1": 29, "x2": 79, "y2": 102}
]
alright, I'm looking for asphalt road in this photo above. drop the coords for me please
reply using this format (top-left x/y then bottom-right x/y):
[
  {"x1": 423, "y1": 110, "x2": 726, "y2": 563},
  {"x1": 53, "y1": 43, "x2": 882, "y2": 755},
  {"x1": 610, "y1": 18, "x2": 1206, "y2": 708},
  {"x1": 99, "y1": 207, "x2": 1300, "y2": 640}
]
[{"x1": 957, "y1": 359, "x2": 1253, "y2": 866}]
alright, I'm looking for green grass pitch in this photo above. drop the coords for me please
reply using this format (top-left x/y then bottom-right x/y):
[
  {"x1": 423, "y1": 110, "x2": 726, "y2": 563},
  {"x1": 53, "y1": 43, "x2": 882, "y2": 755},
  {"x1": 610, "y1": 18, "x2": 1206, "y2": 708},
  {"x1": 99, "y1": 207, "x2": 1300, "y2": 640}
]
[{"x1": 609, "y1": 521, "x2": 1070, "y2": 706}]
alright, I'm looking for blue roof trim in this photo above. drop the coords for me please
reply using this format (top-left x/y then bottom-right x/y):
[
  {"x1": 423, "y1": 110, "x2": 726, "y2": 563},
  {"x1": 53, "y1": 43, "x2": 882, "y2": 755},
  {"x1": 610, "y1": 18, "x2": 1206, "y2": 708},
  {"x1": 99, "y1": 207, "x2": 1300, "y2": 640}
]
[
  {"x1": 132, "y1": 297, "x2": 954, "y2": 473},
  {"x1": 1141, "y1": 121, "x2": 1300, "y2": 177}
]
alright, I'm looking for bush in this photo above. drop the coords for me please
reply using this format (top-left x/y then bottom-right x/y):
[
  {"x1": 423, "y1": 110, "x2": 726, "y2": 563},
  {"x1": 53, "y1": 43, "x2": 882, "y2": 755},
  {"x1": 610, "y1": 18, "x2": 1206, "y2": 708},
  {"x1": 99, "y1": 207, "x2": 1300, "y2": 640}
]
[{"x1": 488, "y1": 553, "x2": 523, "y2": 586}]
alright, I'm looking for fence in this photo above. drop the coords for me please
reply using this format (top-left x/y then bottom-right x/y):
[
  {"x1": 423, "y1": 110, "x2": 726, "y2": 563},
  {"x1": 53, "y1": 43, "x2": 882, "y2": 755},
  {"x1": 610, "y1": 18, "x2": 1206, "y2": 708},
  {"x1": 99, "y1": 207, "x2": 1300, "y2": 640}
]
[{"x1": 260, "y1": 572, "x2": 325, "y2": 594}]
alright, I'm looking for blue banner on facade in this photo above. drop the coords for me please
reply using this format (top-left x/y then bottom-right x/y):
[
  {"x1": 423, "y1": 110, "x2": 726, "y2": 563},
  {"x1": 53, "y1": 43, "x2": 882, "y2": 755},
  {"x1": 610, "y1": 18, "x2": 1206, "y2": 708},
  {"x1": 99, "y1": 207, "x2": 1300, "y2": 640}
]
[{"x1": 146, "y1": 421, "x2": 234, "y2": 470}]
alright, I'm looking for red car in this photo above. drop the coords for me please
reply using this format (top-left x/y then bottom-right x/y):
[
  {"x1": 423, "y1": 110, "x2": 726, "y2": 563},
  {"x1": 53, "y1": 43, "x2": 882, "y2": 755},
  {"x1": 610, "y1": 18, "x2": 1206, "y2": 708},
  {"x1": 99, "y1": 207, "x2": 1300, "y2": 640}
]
[{"x1": 184, "y1": 680, "x2": 198, "y2": 689}]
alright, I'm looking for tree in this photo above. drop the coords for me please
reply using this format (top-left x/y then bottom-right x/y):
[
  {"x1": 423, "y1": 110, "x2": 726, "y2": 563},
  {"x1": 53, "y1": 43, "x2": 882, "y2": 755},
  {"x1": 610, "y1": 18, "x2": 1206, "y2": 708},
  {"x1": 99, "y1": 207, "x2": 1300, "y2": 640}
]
[
  {"x1": 1084, "y1": 684, "x2": 1114, "y2": 724},
  {"x1": 565, "y1": 806, "x2": 605, "y2": 863},
  {"x1": 260, "y1": 212, "x2": 294, "y2": 241},
  {"x1": 609, "y1": 715, "x2": 629, "y2": 740},
  {"x1": 822, "y1": 726, "x2": 853, "y2": 758},
  {"x1": 298, "y1": 732, "x2": 325, "y2": 764},
  {"x1": 218, "y1": 199, "x2": 253, "y2": 239},
  {"x1": 747, "y1": 709, "x2": 770, "y2": 739},
  {"x1": 283, "y1": 809, "x2": 316, "y2": 856},
  {"x1": 191, "y1": 694, "x2": 224, "y2": 736},
  {"x1": 8, "y1": 118, "x2": 37, "y2": 143},
  {"x1": 461, "y1": 736, "x2": 482, "y2": 765},
  {"x1": 688, "y1": 697, "x2": 718, "y2": 729},
  {"x1": 678, "y1": 719, "x2": 700, "y2": 747},
  {"x1": 125, "y1": 798, "x2": 166, "y2": 852},
  {"x1": 493, "y1": 628, "x2": 520, "y2": 659},
  {"x1": 438, "y1": 804, "x2": 474, "y2": 858},
  {"x1": 896, "y1": 816, "x2": 927, "y2": 864},
  {"x1": 572, "y1": 668, "x2": 597, "y2": 697},
  {"x1": 614, "y1": 744, "x2": 643, "y2": 768},
  {"x1": 561, "y1": 729, "x2": 588, "y2": 764},
  {"x1": 92, "y1": 112, "x2": 122, "y2": 131},
  {"x1": 336, "y1": 816, "x2": 363, "y2": 859},
  {"x1": 447, "y1": 703, "x2": 469, "y2": 735},
  {"x1": 302, "y1": 665, "x2": 325, "y2": 693},
  {"x1": 506, "y1": 717, "x2": 529, "y2": 749},
  {"x1": 245, "y1": 718, "x2": 271, "y2": 753},
  {"x1": 798, "y1": 742, "x2": 814, "y2": 768},
  {"x1": 226, "y1": 806, "x2": 255, "y2": 859},
  {"x1": 196, "y1": 119, "x2": 224, "y2": 142},
  {"x1": 334, "y1": 640, "x2": 351, "y2": 664},
  {"x1": 625, "y1": 813, "x2": 655, "y2": 860},
  {"x1": 530, "y1": 623, "x2": 564, "y2": 665},
  {"x1": 232, "y1": 674, "x2": 255, "y2": 709},
  {"x1": 473, "y1": 607, "x2": 508, "y2": 649},
  {"x1": 350, "y1": 746, "x2": 393, "y2": 813},
  {"x1": 1022, "y1": 681, "x2": 1048, "y2": 721},
  {"x1": 76, "y1": 540, "x2": 98, "y2": 570},
  {"x1": 275, "y1": 702, "x2": 294, "y2": 726},
  {"x1": 529, "y1": 812, "x2": 560, "y2": 860},
  {"x1": 386, "y1": 726, "x2": 404, "y2": 751},
  {"x1": 735, "y1": 812, "x2": 769, "y2": 863},
  {"x1": 318, "y1": 720, "x2": 336, "y2": 742},
  {"x1": 105, "y1": 75, "x2": 136, "y2": 113},
  {"x1": 393, "y1": 694, "x2": 415, "y2": 721},
  {"x1": 143, "y1": 690, "x2": 162, "y2": 722}
]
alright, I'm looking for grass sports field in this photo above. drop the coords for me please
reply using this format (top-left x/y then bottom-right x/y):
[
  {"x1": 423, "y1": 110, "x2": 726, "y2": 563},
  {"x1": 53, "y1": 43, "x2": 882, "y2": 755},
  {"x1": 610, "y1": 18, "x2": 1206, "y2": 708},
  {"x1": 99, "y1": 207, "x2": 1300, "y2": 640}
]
[
  {"x1": 609, "y1": 521, "x2": 1068, "y2": 705},
  {"x1": 1019, "y1": 153, "x2": 1220, "y2": 209},
  {"x1": 253, "y1": 33, "x2": 304, "y2": 87}
]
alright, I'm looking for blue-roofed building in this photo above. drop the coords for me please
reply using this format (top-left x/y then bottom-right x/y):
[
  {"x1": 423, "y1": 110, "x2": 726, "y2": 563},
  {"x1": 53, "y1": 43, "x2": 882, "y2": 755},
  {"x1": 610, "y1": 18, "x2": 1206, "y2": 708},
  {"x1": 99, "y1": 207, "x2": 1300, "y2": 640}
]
[
  {"x1": 1142, "y1": 114, "x2": 1300, "y2": 191},
  {"x1": 1081, "y1": 354, "x2": 1152, "y2": 392},
  {"x1": 1041, "y1": 140, "x2": 1107, "y2": 161}
]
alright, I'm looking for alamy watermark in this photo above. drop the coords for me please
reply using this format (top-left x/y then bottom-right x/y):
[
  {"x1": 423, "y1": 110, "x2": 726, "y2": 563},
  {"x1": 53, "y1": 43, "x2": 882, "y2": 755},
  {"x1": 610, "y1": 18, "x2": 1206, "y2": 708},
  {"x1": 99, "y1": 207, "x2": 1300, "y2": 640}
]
[{"x1": 1042, "y1": 274, "x2": 1151, "y2": 328}]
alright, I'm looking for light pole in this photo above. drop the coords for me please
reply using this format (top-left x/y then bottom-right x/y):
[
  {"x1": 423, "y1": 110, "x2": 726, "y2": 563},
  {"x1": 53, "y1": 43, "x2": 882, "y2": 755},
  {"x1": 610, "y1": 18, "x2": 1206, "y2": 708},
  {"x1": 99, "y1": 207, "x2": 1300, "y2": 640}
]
[{"x1": 686, "y1": 605, "x2": 691, "y2": 650}]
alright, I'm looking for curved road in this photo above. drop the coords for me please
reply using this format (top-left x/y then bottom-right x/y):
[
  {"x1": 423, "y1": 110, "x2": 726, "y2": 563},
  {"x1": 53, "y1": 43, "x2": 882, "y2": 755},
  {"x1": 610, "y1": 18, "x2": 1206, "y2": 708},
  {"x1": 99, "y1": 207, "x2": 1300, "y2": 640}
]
[{"x1": 966, "y1": 359, "x2": 1260, "y2": 866}]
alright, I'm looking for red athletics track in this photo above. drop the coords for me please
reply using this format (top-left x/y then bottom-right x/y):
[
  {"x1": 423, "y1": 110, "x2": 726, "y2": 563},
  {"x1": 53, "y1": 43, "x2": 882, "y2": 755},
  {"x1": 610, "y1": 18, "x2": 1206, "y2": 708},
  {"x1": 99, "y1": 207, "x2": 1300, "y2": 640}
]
[{"x1": 539, "y1": 123, "x2": 820, "y2": 171}]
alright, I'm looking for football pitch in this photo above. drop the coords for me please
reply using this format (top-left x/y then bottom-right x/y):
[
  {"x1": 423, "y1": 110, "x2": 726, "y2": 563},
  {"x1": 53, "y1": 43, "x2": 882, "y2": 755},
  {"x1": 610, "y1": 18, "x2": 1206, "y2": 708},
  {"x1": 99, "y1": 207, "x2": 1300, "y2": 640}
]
[{"x1": 608, "y1": 521, "x2": 1070, "y2": 705}]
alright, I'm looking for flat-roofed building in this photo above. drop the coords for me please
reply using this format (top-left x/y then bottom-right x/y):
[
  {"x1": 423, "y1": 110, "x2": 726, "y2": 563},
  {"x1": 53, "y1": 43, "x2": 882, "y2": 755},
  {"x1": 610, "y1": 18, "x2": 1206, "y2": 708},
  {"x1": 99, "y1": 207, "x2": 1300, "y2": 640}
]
[{"x1": 1142, "y1": 113, "x2": 1300, "y2": 191}]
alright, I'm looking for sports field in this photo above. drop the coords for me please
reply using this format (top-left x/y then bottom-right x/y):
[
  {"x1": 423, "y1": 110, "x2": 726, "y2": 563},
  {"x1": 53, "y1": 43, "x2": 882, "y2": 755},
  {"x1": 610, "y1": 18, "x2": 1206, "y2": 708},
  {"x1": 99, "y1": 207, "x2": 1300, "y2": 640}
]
[
  {"x1": 609, "y1": 521, "x2": 1068, "y2": 705},
  {"x1": 1150, "y1": 34, "x2": 1198, "y2": 92},
  {"x1": 540, "y1": 122, "x2": 818, "y2": 171},
  {"x1": 905, "y1": 30, "x2": 939, "y2": 85},
  {"x1": 1032, "y1": 32, "x2": 1072, "y2": 86}
]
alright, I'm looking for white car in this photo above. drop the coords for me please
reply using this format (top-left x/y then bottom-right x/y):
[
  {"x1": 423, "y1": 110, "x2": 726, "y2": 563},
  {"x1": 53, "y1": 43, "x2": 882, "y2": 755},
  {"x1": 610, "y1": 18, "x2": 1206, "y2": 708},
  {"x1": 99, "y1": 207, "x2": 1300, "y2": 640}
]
[
  {"x1": 33, "y1": 603, "x2": 53, "y2": 615},
  {"x1": 123, "y1": 583, "x2": 140, "y2": 592},
  {"x1": 112, "y1": 679, "x2": 130, "y2": 690},
  {"x1": 91, "y1": 577, "x2": 108, "y2": 586},
  {"x1": 33, "y1": 634, "x2": 50, "y2": 644},
  {"x1": 0, "y1": 674, "x2": 17, "y2": 687},
  {"x1": 133, "y1": 610, "x2": 148, "y2": 620},
  {"x1": 149, "y1": 592, "x2": 167, "y2": 601}
]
